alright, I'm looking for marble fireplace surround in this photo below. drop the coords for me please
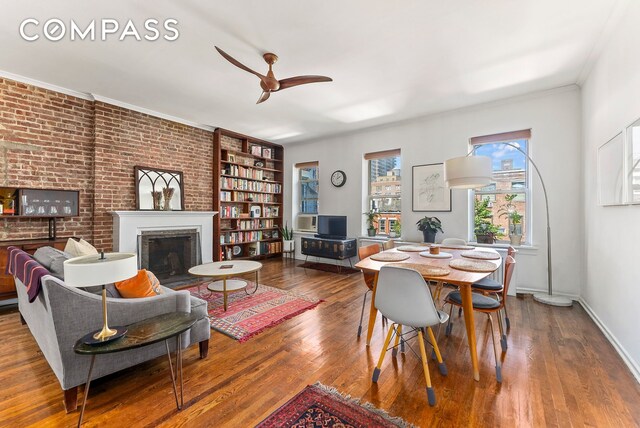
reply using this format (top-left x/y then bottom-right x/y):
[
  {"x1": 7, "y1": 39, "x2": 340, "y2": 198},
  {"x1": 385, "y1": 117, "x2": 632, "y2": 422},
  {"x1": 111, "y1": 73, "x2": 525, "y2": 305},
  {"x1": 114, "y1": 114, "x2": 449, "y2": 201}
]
[{"x1": 110, "y1": 211, "x2": 218, "y2": 265}]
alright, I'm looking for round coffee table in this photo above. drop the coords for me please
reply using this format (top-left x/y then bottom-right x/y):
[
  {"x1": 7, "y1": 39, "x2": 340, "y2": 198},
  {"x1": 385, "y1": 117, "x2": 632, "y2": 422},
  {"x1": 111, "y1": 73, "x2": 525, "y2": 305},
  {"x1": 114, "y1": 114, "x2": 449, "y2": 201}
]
[{"x1": 188, "y1": 261, "x2": 262, "y2": 311}]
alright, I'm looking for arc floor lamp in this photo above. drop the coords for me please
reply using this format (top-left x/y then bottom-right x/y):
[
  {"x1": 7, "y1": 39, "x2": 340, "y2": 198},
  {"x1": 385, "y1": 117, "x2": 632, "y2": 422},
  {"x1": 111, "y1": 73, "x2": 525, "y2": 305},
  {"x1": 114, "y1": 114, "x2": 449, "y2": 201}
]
[{"x1": 444, "y1": 142, "x2": 572, "y2": 307}]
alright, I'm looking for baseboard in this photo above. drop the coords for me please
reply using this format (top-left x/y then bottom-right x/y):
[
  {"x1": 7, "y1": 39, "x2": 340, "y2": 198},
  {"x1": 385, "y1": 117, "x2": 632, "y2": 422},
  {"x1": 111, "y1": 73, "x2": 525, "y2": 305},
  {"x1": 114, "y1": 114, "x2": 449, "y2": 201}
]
[{"x1": 578, "y1": 298, "x2": 640, "y2": 384}]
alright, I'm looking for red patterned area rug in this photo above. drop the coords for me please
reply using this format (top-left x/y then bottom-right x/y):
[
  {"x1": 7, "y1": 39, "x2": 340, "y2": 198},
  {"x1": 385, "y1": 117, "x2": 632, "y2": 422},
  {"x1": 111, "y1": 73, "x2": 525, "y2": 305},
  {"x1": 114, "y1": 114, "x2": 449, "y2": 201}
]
[
  {"x1": 256, "y1": 382, "x2": 415, "y2": 428},
  {"x1": 185, "y1": 281, "x2": 322, "y2": 343}
]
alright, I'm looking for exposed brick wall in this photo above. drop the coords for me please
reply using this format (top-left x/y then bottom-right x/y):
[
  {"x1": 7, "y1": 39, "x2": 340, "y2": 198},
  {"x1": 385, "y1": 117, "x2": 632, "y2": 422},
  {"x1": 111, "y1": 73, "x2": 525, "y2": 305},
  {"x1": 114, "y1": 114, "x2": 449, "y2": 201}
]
[
  {"x1": 93, "y1": 102, "x2": 213, "y2": 250},
  {"x1": 0, "y1": 78, "x2": 94, "y2": 241},
  {"x1": 0, "y1": 77, "x2": 214, "y2": 249}
]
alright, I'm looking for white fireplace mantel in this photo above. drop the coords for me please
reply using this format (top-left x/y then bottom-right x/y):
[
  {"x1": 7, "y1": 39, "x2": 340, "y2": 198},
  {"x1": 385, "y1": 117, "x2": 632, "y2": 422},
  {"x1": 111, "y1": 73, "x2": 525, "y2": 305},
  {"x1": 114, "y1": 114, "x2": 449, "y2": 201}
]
[{"x1": 110, "y1": 211, "x2": 218, "y2": 263}]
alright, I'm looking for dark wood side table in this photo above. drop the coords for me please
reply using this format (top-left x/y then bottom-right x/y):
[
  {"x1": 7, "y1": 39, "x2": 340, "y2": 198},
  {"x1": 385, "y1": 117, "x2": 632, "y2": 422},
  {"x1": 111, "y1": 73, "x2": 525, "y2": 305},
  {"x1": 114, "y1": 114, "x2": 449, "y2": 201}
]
[{"x1": 73, "y1": 312, "x2": 200, "y2": 427}]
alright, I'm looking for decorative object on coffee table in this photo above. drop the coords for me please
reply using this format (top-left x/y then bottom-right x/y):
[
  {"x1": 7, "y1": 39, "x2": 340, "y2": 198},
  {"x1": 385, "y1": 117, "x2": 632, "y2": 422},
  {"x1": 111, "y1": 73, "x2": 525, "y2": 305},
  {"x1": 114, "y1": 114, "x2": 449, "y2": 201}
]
[
  {"x1": 74, "y1": 312, "x2": 199, "y2": 426},
  {"x1": 186, "y1": 282, "x2": 322, "y2": 342},
  {"x1": 64, "y1": 252, "x2": 137, "y2": 344},
  {"x1": 256, "y1": 382, "x2": 413, "y2": 428},
  {"x1": 135, "y1": 166, "x2": 184, "y2": 211}
]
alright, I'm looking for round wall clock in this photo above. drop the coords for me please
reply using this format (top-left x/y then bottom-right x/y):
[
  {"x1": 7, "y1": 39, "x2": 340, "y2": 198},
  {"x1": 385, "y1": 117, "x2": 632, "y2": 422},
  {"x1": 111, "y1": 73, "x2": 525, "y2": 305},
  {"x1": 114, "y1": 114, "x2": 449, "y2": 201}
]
[{"x1": 331, "y1": 170, "x2": 347, "y2": 187}]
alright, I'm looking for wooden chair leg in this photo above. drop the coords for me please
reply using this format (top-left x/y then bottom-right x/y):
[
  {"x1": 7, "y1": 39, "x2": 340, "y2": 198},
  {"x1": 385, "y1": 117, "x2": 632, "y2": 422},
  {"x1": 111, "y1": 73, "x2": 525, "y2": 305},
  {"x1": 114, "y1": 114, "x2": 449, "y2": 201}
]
[
  {"x1": 392, "y1": 325, "x2": 403, "y2": 356},
  {"x1": 199, "y1": 339, "x2": 209, "y2": 359},
  {"x1": 503, "y1": 302, "x2": 511, "y2": 330},
  {"x1": 445, "y1": 304, "x2": 454, "y2": 337},
  {"x1": 63, "y1": 386, "x2": 78, "y2": 413},
  {"x1": 357, "y1": 290, "x2": 370, "y2": 338},
  {"x1": 497, "y1": 309, "x2": 507, "y2": 352},
  {"x1": 372, "y1": 324, "x2": 396, "y2": 383},
  {"x1": 427, "y1": 327, "x2": 447, "y2": 376},
  {"x1": 417, "y1": 329, "x2": 436, "y2": 406},
  {"x1": 487, "y1": 314, "x2": 502, "y2": 383}
]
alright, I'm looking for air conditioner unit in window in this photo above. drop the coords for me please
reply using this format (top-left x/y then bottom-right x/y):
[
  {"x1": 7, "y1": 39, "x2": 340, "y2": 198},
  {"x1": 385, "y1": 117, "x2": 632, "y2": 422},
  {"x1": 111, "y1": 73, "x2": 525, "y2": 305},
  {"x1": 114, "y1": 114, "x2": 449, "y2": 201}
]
[{"x1": 297, "y1": 214, "x2": 317, "y2": 232}]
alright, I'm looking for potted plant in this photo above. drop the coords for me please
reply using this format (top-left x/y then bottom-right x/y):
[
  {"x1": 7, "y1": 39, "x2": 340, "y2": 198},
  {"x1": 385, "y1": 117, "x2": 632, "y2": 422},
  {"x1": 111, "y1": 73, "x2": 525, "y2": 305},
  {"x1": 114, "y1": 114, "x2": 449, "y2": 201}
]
[
  {"x1": 363, "y1": 210, "x2": 379, "y2": 237},
  {"x1": 474, "y1": 198, "x2": 501, "y2": 244},
  {"x1": 416, "y1": 216, "x2": 443, "y2": 243},
  {"x1": 389, "y1": 220, "x2": 401, "y2": 238},
  {"x1": 498, "y1": 194, "x2": 523, "y2": 246},
  {"x1": 279, "y1": 222, "x2": 294, "y2": 252}
]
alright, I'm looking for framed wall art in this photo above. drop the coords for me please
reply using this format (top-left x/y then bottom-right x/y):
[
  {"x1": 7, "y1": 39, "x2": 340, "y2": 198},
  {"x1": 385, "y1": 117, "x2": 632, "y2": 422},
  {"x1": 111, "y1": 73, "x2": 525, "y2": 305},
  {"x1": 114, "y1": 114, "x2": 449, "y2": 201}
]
[
  {"x1": 597, "y1": 132, "x2": 625, "y2": 206},
  {"x1": 412, "y1": 163, "x2": 451, "y2": 212}
]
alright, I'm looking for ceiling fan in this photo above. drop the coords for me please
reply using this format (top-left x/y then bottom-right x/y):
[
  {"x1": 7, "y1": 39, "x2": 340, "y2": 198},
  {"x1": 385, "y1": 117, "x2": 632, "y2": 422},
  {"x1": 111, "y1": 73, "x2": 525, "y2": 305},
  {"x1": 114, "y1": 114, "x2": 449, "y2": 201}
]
[{"x1": 214, "y1": 46, "x2": 333, "y2": 104}]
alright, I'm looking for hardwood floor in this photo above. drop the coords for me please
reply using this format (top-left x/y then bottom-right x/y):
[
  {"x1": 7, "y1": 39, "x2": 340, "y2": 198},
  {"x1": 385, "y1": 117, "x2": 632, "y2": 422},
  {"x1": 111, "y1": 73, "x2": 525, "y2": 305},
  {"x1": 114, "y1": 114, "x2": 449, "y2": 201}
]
[{"x1": 1, "y1": 259, "x2": 639, "y2": 427}]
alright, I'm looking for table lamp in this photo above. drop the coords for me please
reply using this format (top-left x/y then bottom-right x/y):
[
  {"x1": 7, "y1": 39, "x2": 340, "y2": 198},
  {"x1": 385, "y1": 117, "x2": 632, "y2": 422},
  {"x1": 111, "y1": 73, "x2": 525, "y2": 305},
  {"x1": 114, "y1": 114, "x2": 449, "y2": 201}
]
[{"x1": 64, "y1": 252, "x2": 138, "y2": 344}]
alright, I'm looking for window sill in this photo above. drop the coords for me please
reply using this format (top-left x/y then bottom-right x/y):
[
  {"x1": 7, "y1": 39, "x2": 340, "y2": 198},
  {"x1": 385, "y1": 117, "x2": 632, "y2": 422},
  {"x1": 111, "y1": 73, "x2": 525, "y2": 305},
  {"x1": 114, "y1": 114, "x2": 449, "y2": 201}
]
[{"x1": 472, "y1": 242, "x2": 538, "y2": 253}]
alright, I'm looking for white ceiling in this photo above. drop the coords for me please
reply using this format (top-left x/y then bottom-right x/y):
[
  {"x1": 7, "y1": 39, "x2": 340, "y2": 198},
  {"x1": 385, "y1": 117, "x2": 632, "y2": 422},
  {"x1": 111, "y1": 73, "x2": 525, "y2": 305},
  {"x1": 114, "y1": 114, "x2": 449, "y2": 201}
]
[{"x1": 0, "y1": 0, "x2": 622, "y2": 144}]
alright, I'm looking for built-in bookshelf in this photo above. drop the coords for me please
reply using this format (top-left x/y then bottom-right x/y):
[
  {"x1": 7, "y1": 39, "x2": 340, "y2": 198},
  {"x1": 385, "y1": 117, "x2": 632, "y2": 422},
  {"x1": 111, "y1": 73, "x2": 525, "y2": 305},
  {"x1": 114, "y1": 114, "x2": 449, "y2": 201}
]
[{"x1": 213, "y1": 128, "x2": 284, "y2": 261}]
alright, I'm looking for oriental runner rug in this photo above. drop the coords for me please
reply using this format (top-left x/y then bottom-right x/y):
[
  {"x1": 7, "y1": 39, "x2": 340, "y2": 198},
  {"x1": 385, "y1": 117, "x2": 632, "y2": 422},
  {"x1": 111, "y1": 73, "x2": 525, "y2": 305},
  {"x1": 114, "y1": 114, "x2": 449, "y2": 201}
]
[
  {"x1": 256, "y1": 382, "x2": 414, "y2": 428},
  {"x1": 186, "y1": 282, "x2": 322, "y2": 343}
]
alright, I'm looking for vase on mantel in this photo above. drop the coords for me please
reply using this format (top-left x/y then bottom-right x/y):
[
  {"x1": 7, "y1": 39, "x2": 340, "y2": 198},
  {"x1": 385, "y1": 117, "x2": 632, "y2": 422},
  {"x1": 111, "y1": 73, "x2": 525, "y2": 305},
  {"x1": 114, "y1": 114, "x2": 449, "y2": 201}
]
[
  {"x1": 162, "y1": 187, "x2": 175, "y2": 211},
  {"x1": 151, "y1": 191, "x2": 162, "y2": 211}
]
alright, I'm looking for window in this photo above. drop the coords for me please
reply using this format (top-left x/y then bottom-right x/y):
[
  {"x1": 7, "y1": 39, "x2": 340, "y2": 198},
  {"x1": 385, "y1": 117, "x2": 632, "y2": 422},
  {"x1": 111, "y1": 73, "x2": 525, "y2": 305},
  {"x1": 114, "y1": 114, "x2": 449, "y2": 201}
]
[
  {"x1": 365, "y1": 149, "x2": 401, "y2": 235},
  {"x1": 297, "y1": 162, "x2": 319, "y2": 214},
  {"x1": 470, "y1": 130, "x2": 530, "y2": 244}
]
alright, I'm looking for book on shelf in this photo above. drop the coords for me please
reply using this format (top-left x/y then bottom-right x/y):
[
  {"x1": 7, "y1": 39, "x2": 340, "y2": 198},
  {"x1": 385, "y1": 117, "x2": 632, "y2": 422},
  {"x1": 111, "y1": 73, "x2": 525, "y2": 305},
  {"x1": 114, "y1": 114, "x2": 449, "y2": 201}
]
[{"x1": 221, "y1": 177, "x2": 282, "y2": 193}]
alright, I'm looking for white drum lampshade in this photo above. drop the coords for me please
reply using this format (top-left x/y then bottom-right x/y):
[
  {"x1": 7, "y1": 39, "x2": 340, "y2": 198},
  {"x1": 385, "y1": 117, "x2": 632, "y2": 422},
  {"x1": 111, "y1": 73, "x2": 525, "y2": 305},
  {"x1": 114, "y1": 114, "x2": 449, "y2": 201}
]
[
  {"x1": 64, "y1": 253, "x2": 138, "y2": 287},
  {"x1": 443, "y1": 155, "x2": 492, "y2": 189},
  {"x1": 64, "y1": 252, "x2": 137, "y2": 344}
]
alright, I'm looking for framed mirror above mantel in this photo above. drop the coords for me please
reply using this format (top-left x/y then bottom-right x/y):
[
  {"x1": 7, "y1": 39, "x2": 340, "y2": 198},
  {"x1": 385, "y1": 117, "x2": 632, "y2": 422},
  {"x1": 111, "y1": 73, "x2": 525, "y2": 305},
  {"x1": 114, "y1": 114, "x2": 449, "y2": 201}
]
[{"x1": 134, "y1": 166, "x2": 185, "y2": 211}]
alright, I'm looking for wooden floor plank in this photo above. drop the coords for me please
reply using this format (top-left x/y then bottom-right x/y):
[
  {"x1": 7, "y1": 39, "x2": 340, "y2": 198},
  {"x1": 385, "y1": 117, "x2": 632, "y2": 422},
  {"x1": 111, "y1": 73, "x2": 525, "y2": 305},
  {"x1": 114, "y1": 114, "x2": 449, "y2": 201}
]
[{"x1": 0, "y1": 259, "x2": 639, "y2": 427}]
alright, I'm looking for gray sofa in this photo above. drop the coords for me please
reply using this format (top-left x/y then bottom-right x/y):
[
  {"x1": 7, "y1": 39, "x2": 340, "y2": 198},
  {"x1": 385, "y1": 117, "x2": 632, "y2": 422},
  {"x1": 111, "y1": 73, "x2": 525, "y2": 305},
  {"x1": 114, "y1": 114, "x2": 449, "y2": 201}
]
[{"x1": 15, "y1": 268, "x2": 210, "y2": 412}]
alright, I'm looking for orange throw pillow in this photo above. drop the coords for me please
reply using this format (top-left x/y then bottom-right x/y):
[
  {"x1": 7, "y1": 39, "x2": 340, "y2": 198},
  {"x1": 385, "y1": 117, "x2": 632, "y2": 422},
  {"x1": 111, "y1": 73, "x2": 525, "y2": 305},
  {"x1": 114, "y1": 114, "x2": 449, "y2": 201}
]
[{"x1": 115, "y1": 269, "x2": 156, "y2": 298}]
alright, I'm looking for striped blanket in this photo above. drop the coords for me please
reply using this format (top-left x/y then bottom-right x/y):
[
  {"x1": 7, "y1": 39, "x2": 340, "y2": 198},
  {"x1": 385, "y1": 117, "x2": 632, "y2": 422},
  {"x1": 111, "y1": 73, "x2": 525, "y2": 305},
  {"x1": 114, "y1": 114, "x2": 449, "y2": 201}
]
[{"x1": 6, "y1": 246, "x2": 51, "y2": 303}]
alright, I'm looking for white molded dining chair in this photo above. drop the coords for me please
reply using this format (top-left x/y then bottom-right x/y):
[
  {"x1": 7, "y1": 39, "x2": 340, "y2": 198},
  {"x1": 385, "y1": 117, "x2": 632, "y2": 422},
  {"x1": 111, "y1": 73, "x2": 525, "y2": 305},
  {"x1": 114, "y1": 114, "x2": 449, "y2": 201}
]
[{"x1": 372, "y1": 265, "x2": 449, "y2": 406}]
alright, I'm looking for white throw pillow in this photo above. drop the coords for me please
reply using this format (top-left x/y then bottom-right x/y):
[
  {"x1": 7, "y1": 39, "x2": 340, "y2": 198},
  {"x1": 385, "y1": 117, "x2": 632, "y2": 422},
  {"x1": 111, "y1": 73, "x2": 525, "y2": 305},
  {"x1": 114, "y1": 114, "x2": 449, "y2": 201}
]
[
  {"x1": 78, "y1": 238, "x2": 98, "y2": 255},
  {"x1": 64, "y1": 238, "x2": 99, "y2": 257}
]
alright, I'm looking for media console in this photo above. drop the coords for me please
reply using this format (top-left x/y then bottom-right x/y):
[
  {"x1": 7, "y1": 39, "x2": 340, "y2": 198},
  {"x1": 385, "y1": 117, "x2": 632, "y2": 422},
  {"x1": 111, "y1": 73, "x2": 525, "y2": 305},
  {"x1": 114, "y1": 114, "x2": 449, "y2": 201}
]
[{"x1": 301, "y1": 236, "x2": 357, "y2": 264}]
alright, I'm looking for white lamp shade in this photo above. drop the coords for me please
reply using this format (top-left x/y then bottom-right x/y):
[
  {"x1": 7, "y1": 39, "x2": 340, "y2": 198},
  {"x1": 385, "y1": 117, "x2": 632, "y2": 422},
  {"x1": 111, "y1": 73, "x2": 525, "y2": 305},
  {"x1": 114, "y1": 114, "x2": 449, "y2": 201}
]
[
  {"x1": 63, "y1": 253, "x2": 138, "y2": 287},
  {"x1": 444, "y1": 155, "x2": 493, "y2": 189}
]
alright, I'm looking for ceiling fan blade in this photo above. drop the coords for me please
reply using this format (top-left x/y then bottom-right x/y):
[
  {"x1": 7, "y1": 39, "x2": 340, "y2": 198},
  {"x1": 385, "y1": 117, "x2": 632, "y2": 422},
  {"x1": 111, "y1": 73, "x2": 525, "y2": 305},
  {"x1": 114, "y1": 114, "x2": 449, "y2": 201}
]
[
  {"x1": 215, "y1": 46, "x2": 266, "y2": 81},
  {"x1": 277, "y1": 75, "x2": 333, "y2": 91},
  {"x1": 257, "y1": 91, "x2": 271, "y2": 104}
]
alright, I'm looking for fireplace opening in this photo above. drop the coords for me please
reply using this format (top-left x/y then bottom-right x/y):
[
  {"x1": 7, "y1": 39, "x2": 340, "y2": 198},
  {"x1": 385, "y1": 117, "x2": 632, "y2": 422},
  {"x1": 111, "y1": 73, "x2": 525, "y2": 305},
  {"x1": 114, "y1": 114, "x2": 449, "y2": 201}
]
[{"x1": 139, "y1": 229, "x2": 201, "y2": 287}]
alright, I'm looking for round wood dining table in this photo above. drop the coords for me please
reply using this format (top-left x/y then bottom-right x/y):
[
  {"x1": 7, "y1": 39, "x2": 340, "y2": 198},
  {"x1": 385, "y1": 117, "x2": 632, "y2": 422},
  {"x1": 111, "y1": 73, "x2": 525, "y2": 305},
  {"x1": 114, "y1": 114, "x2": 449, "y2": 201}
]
[{"x1": 355, "y1": 246, "x2": 502, "y2": 382}]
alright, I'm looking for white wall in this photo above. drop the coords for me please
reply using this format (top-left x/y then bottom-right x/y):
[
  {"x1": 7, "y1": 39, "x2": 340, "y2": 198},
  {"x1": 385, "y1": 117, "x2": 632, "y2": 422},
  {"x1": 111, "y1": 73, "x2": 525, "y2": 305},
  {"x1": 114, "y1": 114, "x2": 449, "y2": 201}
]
[
  {"x1": 284, "y1": 86, "x2": 583, "y2": 296},
  {"x1": 581, "y1": 1, "x2": 640, "y2": 379}
]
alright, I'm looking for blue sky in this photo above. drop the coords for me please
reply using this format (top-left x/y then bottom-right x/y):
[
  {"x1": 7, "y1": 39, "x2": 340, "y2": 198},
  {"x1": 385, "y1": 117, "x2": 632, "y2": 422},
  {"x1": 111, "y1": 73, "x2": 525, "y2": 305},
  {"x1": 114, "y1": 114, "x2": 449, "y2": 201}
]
[{"x1": 474, "y1": 139, "x2": 528, "y2": 170}]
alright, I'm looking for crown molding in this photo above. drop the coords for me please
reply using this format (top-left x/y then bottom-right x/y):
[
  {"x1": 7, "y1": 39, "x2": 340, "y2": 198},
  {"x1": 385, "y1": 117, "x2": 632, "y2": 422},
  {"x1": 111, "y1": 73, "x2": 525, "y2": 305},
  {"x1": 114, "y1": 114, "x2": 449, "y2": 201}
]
[
  {"x1": 0, "y1": 69, "x2": 93, "y2": 100},
  {"x1": 92, "y1": 94, "x2": 216, "y2": 132},
  {"x1": 0, "y1": 70, "x2": 216, "y2": 132}
]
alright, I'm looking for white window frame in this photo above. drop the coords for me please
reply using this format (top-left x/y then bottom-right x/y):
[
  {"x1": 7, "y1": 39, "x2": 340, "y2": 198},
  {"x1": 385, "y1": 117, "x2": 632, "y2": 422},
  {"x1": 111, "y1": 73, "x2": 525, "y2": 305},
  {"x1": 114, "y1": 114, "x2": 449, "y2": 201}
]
[
  {"x1": 297, "y1": 163, "x2": 319, "y2": 215},
  {"x1": 469, "y1": 135, "x2": 532, "y2": 245},
  {"x1": 364, "y1": 150, "x2": 401, "y2": 236}
]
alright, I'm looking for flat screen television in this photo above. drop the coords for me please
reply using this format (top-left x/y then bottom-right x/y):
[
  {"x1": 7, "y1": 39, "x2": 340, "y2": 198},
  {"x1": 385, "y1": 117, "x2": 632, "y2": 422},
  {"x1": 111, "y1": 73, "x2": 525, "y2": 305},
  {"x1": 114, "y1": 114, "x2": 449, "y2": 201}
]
[{"x1": 316, "y1": 215, "x2": 347, "y2": 239}]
